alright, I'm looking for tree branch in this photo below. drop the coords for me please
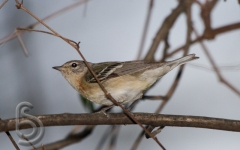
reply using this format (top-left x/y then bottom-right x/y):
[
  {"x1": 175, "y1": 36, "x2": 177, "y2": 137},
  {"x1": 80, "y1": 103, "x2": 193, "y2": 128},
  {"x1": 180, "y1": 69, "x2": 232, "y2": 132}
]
[
  {"x1": 166, "y1": 22, "x2": 240, "y2": 58},
  {"x1": 192, "y1": 28, "x2": 240, "y2": 96},
  {"x1": 0, "y1": 0, "x2": 89, "y2": 45},
  {"x1": 137, "y1": 0, "x2": 154, "y2": 60},
  {"x1": 144, "y1": 1, "x2": 185, "y2": 61},
  {"x1": 1, "y1": 113, "x2": 240, "y2": 132},
  {"x1": 36, "y1": 125, "x2": 95, "y2": 150}
]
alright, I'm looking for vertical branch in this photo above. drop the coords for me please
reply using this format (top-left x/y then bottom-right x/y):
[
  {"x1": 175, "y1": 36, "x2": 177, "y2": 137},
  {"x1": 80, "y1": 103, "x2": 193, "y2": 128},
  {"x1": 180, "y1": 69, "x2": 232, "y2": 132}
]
[
  {"x1": 131, "y1": 131, "x2": 145, "y2": 150},
  {"x1": 137, "y1": 0, "x2": 154, "y2": 60},
  {"x1": 157, "y1": 0, "x2": 193, "y2": 112},
  {"x1": 83, "y1": 0, "x2": 89, "y2": 17},
  {"x1": 95, "y1": 126, "x2": 121, "y2": 150},
  {"x1": 144, "y1": 1, "x2": 185, "y2": 61},
  {"x1": 200, "y1": 0, "x2": 218, "y2": 31},
  {"x1": 200, "y1": 0, "x2": 219, "y2": 39},
  {"x1": 160, "y1": 33, "x2": 170, "y2": 62},
  {"x1": 107, "y1": 125, "x2": 121, "y2": 150},
  {"x1": 16, "y1": 29, "x2": 29, "y2": 56},
  {"x1": 95, "y1": 127, "x2": 112, "y2": 150},
  {"x1": 131, "y1": 1, "x2": 193, "y2": 149}
]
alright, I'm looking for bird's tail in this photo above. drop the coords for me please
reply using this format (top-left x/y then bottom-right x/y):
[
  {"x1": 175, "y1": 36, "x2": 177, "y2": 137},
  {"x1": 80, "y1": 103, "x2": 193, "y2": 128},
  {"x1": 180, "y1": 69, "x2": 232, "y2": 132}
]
[{"x1": 166, "y1": 54, "x2": 199, "y2": 66}]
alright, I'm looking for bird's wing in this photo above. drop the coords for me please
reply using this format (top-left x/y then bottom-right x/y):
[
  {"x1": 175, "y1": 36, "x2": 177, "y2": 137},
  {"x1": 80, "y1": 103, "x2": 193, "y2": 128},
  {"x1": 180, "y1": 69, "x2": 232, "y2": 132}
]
[
  {"x1": 85, "y1": 60, "x2": 156, "y2": 83},
  {"x1": 84, "y1": 54, "x2": 199, "y2": 83}
]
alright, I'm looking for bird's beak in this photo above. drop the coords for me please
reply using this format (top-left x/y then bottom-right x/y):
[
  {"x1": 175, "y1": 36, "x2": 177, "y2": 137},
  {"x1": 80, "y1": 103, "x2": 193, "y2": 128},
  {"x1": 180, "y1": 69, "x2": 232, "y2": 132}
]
[{"x1": 52, "y1": 66, "x2": 62, "y2": 71}]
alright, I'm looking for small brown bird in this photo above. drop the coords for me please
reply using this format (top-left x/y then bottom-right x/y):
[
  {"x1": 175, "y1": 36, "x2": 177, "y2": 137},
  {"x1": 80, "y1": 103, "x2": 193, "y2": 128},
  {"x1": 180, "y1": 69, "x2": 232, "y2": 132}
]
[{"x1": 53, "y1": 54, "x2": 199, "y2": 106}]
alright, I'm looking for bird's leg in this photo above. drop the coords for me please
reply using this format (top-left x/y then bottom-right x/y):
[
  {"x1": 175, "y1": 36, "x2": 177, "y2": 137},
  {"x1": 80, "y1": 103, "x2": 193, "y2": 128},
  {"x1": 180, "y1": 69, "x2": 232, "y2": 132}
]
[
  {"x1": 96, "y1": 105, "x2": 114, "y2": 116},
  {"x1": 145, "y1": 126, "x2": 165, "y2": 139}
]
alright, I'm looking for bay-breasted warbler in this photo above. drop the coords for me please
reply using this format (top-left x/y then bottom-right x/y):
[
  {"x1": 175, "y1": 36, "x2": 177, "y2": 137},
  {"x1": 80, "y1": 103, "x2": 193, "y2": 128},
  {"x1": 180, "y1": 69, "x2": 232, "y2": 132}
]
[{"x1": 53, "y1": 54, "x2": 199, "y2": 106}]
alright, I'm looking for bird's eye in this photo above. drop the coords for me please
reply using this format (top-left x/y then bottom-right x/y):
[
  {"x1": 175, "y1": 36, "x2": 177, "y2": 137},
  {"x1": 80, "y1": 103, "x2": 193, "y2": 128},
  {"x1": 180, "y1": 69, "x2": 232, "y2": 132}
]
[{"x1": 71, "y1": 63, "x2": 77, "y2": 68}]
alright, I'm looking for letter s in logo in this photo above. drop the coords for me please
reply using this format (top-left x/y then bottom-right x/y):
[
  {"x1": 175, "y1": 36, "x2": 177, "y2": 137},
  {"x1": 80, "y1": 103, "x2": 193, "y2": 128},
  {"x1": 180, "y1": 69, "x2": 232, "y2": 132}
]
[{"x1": 16, "y1": 102, "x2": 44, "y2": 145}]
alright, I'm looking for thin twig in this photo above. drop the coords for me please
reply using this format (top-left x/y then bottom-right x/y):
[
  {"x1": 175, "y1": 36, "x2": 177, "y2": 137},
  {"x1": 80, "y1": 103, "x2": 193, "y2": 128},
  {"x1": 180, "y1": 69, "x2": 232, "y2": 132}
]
[
  {"x1": 107, "y1": 125, "x2": 121, "y2": 150},
  {"x1": 22, "y1": 135, "x2": 37, "y2": 150},
  {"x1": 35, "y1": 125, "x2": 95, "y2": 150},
  {"x1": 165, "y1": 0, "x2": 239, "y2": 59},
  {"x1": 5, "y1": 131, "x2": 20, "y2": 150},
  {"x1": 188, "y1": 63, "x2": 240, "y2": 71},
  {"x1": 165, "y1": 21, "x2": 240, "y2": 59},
  {"x1": 137, "y1": 0, "x2": 154, "y2": 60},
  {"x1": 0, "y1": 0, "x2": 8, "y2": 9},
  {"x1": 95, "y1": 125, "x2": 121, "y2": 150},
  {"x1": 0, "y1": 0, "x2": 89, "y2": 45},
  {"x1": 17, "y1": 28, "x2": 78, "y2": 44},
  {"x1": 16, "y1": 29, "x2": 29, "y2": 56},
  {"x1": 0, "y1": 118, "x2": 20, "y2": 150},
  {"x1": 95, "y1": 126, "x2": 112, "y2": 150},
  {"x1": 161, "y1": 33, "x2": 170, "y2": 62},
  {"x1": 131, "y1": 129, "x2": 145, "y2": 150},
  {"x1": 83, "y1": 0, "x2": 89, "y2": 17},
  {"x1": 192, "y1": 28, "x2": 240, "y2": 96}
]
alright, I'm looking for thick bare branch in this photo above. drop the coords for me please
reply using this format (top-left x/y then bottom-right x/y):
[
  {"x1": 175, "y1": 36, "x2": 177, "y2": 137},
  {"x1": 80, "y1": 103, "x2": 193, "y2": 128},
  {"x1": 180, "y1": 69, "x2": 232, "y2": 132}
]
[
  {"x1": 35, "y1": 107, "x2": 106, "y2": 150},
  {"x1": 204, "y1": 22, "x2": 240, "y2": 39},
  {"x1": 1, "y1": 113, "x2": 240, "y2": 132},
  {"x1": 200, "y1": 0, "x2": 218, "y2": 32}
]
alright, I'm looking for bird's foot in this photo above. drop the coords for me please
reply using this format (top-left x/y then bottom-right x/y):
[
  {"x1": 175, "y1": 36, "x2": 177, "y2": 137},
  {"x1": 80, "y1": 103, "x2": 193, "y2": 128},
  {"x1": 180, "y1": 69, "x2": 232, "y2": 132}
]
[{"x1": 96, "y1": 105, "x2": 114, "y2": 117}]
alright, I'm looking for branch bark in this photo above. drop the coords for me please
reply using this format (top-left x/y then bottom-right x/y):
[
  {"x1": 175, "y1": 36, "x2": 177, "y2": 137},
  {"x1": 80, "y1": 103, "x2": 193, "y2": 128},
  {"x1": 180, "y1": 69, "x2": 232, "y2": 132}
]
[{"x1": 1, "y1": 113, "x2": 240, "y2": 132}]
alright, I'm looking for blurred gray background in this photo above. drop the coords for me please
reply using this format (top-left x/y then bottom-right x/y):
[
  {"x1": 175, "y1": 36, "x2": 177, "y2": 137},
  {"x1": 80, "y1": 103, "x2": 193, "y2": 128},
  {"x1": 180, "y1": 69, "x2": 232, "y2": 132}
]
[{"x1": 0, "y1": 0, "x2": 240, "y2": 149}]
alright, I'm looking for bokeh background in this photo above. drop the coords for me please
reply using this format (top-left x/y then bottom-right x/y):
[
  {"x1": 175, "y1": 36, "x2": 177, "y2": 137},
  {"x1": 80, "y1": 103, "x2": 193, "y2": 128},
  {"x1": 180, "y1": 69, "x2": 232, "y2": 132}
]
[{"x1": 0, "y1": 0, "x2": 240, "y2": 149}]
